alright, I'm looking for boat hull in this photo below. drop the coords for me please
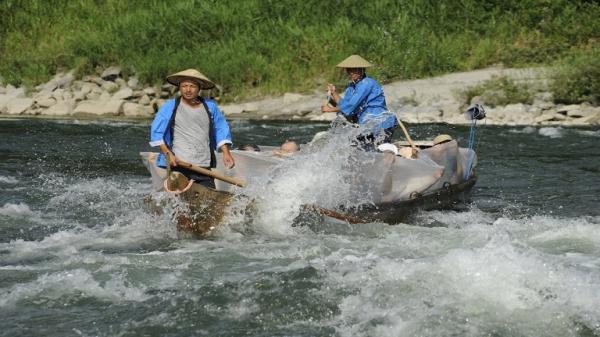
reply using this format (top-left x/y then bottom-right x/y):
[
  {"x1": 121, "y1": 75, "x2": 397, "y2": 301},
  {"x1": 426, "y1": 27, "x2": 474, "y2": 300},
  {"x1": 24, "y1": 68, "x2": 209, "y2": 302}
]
[{"x1": 344, "y1": 175, "x2": 477, "y2": 224}]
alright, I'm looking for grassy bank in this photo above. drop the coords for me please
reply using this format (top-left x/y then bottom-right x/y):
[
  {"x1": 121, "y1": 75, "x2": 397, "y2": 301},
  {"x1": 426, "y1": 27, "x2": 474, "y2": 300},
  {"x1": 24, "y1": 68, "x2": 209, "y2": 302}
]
[{"x1": 1, "y1": 0, "x2": 599, "y2": 102}]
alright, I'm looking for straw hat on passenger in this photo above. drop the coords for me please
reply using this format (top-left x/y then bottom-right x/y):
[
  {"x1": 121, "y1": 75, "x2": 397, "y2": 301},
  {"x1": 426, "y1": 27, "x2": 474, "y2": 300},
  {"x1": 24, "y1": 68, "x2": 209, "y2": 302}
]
[
  {"x1": 167, "y1": 69, "x2": 216, "y2": 89},
  {"x1": 398, "y1": 146, "x2": 415, "y2": 159},
  {"x1": 433, "y1": 134, "x2": 453, "y2": 145},
  {"x1": 336, "y1": 55, "x2": 373, "y2": 68}
]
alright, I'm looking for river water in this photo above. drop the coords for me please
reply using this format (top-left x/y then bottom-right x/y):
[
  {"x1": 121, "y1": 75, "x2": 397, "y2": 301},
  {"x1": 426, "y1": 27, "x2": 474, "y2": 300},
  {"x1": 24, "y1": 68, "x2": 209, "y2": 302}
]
[{"x1": 1, "y1": 118, "x2": 599, "y2": 337}]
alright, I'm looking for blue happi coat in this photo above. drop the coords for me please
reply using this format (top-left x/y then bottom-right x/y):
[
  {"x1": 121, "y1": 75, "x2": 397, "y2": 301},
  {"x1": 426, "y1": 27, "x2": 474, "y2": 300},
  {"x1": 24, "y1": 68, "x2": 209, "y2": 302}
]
[
  {"x1": 149, "y1": 97, "x2": 232, "y2": 168},
  {"x1": 338, "y1": 76, "x2": 397, "y2": 131}
]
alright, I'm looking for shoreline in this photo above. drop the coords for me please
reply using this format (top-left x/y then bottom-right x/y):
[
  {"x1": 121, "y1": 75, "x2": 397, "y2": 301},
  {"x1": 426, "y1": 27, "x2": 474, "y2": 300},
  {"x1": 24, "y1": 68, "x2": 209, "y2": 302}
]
[
  {"x1": 2, "y1": 112, "x2": 598, "y2": 128},
  {"x1": 1, "y1": 66, "x2": 598, "y2": 127}
]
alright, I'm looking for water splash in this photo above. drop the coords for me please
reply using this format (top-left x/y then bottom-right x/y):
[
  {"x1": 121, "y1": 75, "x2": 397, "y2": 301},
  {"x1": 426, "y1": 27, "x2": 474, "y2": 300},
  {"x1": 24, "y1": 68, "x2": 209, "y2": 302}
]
[
  {"x1": 230, "y1": 119, "x2": 388, "y2": 235},
  {"x1": 0, "y1": 203, "x2": 35, "y2": 218},
  {"x1": 0, "y1": 175, "x2": 19, "y2": 184},
  {"x1": 0, "y1": 269, "x2": 150, "y2": 307},
  {"x1": 539, "y1": 127, "x2": 564, "y2": 138}
]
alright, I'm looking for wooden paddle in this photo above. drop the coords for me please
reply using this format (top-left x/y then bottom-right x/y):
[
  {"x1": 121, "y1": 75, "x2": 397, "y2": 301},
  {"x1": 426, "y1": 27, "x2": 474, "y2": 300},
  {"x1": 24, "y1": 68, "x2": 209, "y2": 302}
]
[
  {"x1": 302, "y1": 204, "x2": 364, "y2": 224},
  {"x1": 176, "y1": 160, "x2": 246, "y2": 187},
  {"x1": 397, "y1": 119, "x2": 418, "y2": 158}
]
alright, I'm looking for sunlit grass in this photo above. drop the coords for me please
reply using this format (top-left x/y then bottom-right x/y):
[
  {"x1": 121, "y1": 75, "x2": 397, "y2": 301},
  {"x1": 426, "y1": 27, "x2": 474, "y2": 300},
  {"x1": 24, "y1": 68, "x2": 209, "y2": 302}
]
[{"x1": 1, "y1": 0, "x2": 599, "y2": 103}]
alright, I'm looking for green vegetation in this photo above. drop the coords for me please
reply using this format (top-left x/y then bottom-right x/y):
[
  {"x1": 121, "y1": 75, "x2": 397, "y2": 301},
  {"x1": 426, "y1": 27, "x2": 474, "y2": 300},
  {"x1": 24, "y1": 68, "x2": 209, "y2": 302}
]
[
  {"x1": 458, "y1": 76, "x2": 536, "y2": 107},
  {"x1": 550, "y1": 47, "x2": 600, "y2": 105},
  {"x1": 1, "y1": 0, "x2": 599, "y2": 102}
]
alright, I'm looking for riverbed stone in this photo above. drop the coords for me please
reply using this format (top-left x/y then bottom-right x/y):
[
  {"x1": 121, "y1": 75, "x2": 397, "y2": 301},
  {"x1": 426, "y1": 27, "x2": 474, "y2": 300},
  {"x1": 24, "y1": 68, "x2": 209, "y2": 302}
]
[
  {"x1": 123, "y1": 102, "x2": 154, "y2": 118},
  {"x1": 0, "y1": 94, "x2": 10, "y2": 113},
  {"x1": 138, "y1": 94, "x2": 151, "y2": 106},
  {"x1": 36, "y1": 96, "x2": 57, "y2": 108},
  {"x1": 73, "y1": 91, "x2": 86, "y2": 101},
  {"x1": 5, "y1": 85, "x2": 25, "y2": 98},
  {"x1": 114, "y1": 78, "x2": 126, "y2": 88},
  {"x1": 557, "y1": 104, "x2": 580, "y2": 115},
  {"x1": 85, "y1": 92, "x2": 101, "y2": 101},
  {"x1": 101, "y1": 66, "x2": 121, "y2": 81},
  {"x1": 578, "y1": 109, "x2": 600, "y2": 124},
  {"x1": 243, "y1": 102, "x2": 259, "y2": 113},
  {"x1": 99, "y1": 91, "x2": 112, "y2": 101},
  {"x1": 82, "y1": 75, "x2": 105, "y2": 86},
  {"x1": 24, "y1": 107, "x2": 42, "y2": 115},
  {"x1": 56, "y1": 72, "x2": 74, "y2": 89},
  {"x1": 127, "y1": 77, "x2": 140, "y2": 90},
  {"x1": 73, "y1": 99, "x2": 125, "y2": 116},
  {"x1": 112, "y1": 87, "x2": 133, "y2": 100},
  {"x1": 44, "y1": 99, "x2": 75, "y2": 116},
  {"x1": 130, "y1": 90, "x2": 144, "y2": 99},
  {"x1": 6, "y1": 98, "x2": 34, "y2": 115},
  {"x1": 399, "y1": 105, "x2": 442, "y2": 123},
  {"x1": 499, "y1": 103, "x2": 534, "y2": 124},
  {"x1": 221, "y1": 104, "x2": 244, "y2": 115},
  {"x1": 534, "y1": 111, "x2": 556, "y2": 123},
  {"x1": 309, "y1": 112, "x2": 337, "y2": 121},
  {"x1": 282, "y1": 93, "x2": 304, "y2": 104},
  {"x1": 143, "y1": 87, "x2": 157, "y2": 96},
  {"x1": 79, "y1": 82, "x2": 95, "y2": 95},
  {"x1": 51, "y1": 88, "x2": 64, "y2": 101},
  {"x1": 37, "y1": 79, "x2": 58, "y2": 93},
  {"x1": 101, "y1": 81, "x2": 119, "y2": 93}
]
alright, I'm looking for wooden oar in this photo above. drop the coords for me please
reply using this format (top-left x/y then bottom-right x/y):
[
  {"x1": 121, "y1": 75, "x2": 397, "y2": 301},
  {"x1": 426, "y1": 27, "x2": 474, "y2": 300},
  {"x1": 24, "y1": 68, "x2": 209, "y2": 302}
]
[
  {"x1": 176, "y1": 160, "x2": 246, "y2": 187},
  {"x1": 302, "y1": 204, "x2": 364, "y2": 224},
  {"x1": 397, "y1": 119, "x2": 418, "y2": 158}
]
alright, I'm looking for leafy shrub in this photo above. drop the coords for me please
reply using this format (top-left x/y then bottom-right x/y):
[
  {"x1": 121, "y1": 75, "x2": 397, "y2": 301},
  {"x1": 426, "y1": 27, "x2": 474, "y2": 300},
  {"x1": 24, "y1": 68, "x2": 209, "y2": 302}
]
[
  {"x1": 1, "y1": 0, "x2": 599, "y2": 101},
  {"x1": 550, "y1": 47, "x2": 600, "y2": 105},
  {"x1": 458, "y1": 76, "x2": 534, "y2": 107}
]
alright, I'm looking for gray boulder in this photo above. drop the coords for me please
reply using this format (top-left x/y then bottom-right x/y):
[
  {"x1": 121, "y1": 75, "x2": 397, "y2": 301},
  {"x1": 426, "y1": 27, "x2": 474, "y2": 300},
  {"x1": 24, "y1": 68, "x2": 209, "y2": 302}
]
[
  {"x1": 6, "y1": 98, "x2": 34, "y2": 115},
  {"x1": 123, "y1": 102, "x2": 154, "y2": 118},
  {"x1": 0, "y1": 94, "x2": 10, "y2": 113},
  {"x1": 73, "y1": 99, "x2": 125, "y2": 116},
  {"x1": 101, "y1": 66, "x2": 121, "y2": 81},
  {"x1": 36, "y1": 96, "x2": 57, "y2": 108},
  {"x1": 138, "y1": 94, "x2": 151, "y2": 106},
  {"x1": 101, "y1": 81, "x2": 119, "y2": 93},
  {"x1": 127, "y1": 77, "x2": 141, "y2": 90},
  {"x1": 44, "y1": 99, "x2": 76, "y2": 116},
  {"x1": 112, "y1": 87, "x2": 133, "y2": 100}
]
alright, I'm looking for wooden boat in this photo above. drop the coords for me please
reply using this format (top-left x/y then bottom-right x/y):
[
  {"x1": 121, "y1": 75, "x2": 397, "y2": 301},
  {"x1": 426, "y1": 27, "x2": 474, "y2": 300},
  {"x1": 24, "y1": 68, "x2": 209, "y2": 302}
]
[{"x1": 141, "y1": 136, "x2": 478, "y2": 237}]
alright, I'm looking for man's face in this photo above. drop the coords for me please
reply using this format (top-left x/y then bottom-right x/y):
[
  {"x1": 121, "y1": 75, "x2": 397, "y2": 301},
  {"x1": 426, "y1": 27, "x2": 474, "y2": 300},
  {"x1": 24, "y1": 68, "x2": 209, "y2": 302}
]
[
  {"x1": 345, "y1": 68, "x2": 364, "y2": 82},
  {"x1": 179, "y1": 79, "x2": 200, "y2": 101}
]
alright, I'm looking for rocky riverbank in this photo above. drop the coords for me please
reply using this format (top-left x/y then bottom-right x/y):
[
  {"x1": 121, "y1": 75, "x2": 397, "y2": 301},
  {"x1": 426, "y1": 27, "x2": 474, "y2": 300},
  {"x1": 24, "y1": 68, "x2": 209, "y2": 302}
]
[{"x1": 1, "y1": 66, "x2": 599, "y2": 126}]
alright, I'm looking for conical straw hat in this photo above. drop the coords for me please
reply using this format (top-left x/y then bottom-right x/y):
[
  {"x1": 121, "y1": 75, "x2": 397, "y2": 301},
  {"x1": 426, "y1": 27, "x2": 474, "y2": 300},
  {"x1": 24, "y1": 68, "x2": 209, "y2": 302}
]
[
  {"x1": 336, "y1": 54, "x2": 373, "y2": 68},
  {"x1": 166, "y1": 69, "x2": 216, "y2": 89},
  {"x1": 433, "y1": 134, "x2": 453, "y2": 145}
]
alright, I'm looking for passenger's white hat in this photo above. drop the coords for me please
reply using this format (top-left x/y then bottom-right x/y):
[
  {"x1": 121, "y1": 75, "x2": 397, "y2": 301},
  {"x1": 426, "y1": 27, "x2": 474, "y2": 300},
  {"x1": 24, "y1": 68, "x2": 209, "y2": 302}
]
[{"x1": 377, "y1": 143, "x2": 398, "y2": 155}]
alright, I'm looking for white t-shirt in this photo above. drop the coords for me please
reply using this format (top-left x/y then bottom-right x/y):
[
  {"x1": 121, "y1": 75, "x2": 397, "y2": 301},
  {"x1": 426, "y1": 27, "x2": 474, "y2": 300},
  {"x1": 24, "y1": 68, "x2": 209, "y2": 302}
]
[{"x1": 172, "y1": 102, "x2": 211, "y2": 167}]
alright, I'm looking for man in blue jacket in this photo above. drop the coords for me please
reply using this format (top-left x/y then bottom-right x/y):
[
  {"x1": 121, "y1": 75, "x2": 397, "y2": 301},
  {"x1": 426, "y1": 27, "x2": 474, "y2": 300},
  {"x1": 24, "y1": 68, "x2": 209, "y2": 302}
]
[
  {"x1": 321, "y1": 55, "x2": 397, "y2": 148},
  {"x1": 150, "y1": 69, "x2": 234, "y2": 188}
]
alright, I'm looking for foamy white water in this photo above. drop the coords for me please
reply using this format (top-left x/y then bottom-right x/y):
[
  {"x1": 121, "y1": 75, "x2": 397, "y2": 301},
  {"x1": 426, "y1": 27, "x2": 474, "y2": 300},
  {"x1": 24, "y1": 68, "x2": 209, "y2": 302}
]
[
  {"x1": 539, "y1": 126, "x2": 564, "y2": 138},
  {"x1": 1, "y1": 119, "x2": 598, "y2": 337}
]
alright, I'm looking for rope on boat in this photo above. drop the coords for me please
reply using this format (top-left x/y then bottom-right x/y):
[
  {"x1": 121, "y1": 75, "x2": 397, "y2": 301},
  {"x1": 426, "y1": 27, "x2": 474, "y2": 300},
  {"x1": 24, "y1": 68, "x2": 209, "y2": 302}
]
[
  {"x1": 464, "y1": 104, "x2": 486, "y2": 180},
  {"x1": 163, "y1": 178, "x2": 194, "y2": 195}
]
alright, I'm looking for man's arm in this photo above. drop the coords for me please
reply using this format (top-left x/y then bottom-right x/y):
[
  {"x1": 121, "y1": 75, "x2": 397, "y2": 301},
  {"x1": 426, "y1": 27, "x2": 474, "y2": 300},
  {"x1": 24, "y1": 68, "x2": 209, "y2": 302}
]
[
  {"x1": 159, "y1": 144, "x2": 178, "y2": 167},
  {"x1": 220, "y1": 144, "x2": 235, "y2": 169}
]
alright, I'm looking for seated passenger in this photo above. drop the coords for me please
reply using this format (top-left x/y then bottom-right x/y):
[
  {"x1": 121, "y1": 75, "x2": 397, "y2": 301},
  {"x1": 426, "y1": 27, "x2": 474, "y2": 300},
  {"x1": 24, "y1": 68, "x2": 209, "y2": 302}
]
[
  {"x1": 425, "y1": 134, "x2": 461, "y2": 184},
  {"x1": 432, "y1": 134, "x2": 453, "y2": 146},
  {"x1": 238, "y1": 144, "x2": 261, "y2": 152},
  {"x1": 273, "y1": 140, "x2": 299, "y2": 157},
  {"x1": 376, "y1": 143, "x2": 398, "y2": 156}
]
